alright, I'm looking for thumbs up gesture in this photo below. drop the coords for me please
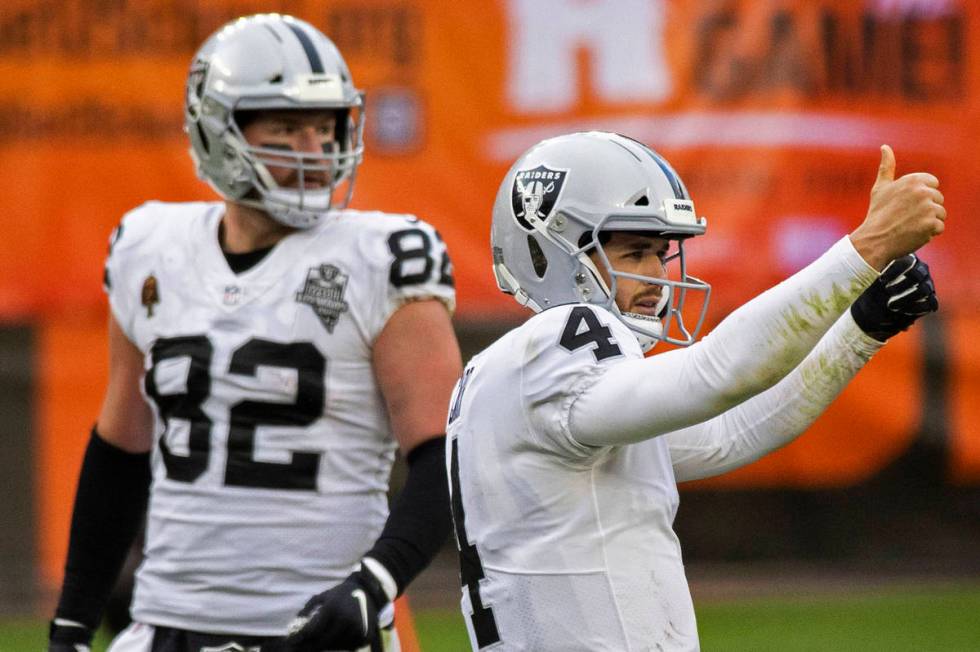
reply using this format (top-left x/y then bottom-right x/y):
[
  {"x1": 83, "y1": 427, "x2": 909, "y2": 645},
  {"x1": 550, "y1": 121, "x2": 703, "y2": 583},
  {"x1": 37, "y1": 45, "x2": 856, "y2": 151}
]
[{"x1": 850, "y1": 145, "x2": 946, "y2": 271}]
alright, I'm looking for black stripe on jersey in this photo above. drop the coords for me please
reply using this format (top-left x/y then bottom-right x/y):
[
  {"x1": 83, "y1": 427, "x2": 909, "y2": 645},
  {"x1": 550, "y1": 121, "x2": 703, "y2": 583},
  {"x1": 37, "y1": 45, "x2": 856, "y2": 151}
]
[
  {"x1": 450, "y1": 438, "x2": 501, "y2": 648},
  {"x1": 285, "y1": 23, "x2": 325, "y2": 73}
]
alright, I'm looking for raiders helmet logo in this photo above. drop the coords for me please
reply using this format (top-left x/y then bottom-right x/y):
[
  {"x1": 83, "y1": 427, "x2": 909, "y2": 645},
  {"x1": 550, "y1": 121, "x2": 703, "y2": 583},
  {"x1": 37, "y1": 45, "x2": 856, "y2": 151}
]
[{"x1": 511, "y1": 165, "x2": 568, "y2": 231}]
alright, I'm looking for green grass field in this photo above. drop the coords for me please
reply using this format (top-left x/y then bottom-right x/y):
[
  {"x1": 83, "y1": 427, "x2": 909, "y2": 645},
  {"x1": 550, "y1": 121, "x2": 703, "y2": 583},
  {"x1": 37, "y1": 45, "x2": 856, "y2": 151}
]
[{"x1": 7, "y1": 583, "x2": 980, "y2": 651}]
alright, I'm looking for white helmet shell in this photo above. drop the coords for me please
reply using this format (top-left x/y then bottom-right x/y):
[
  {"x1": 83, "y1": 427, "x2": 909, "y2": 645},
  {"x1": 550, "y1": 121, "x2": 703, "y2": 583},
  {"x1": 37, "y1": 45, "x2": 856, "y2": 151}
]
[
  {"x1": 185, "y1": 14, "x2": 365, "y2": 228},
  {"x1": 491, "y1": 131, "x2": 711, "y2": 350}
]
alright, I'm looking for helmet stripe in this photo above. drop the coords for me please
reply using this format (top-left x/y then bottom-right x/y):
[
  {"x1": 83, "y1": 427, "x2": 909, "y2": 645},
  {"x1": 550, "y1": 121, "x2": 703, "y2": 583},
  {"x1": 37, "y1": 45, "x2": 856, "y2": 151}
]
[
  {"x1": 285, "y1": 23, "x2": 325, "y2": 73},
  {"x1": 644, "y1": 149, "x2": 686, "y2": 200},
  {"x1": 615, "y1": 134, "x2": 687, "y2": 200}
]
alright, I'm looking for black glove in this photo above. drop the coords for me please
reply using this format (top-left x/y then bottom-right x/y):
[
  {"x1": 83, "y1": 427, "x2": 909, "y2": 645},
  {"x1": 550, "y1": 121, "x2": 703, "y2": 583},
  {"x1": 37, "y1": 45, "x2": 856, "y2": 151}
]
[
  {"x1": 851, "y1": 254, "x2": 938, "y2": 342},
  {"x1": 285, "y1": 563, "x2": 392, "y2": 652},
  {"x1": 48, "y1": 619, "x2": 93, "y2": 652}
]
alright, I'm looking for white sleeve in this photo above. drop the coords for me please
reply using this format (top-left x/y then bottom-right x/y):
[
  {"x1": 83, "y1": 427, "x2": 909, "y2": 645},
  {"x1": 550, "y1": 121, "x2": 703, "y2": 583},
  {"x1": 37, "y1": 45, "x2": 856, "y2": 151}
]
[
  {"x1": 521, "y1": 305, "x2": 644, "y2": 460},
  {"x1": 362, "y1": 217, "x2": 456, "y2": 342},
  {"x1": 103, "y1": 204, "x2": 157, "y2": 342},
  {"x1": 666, "y1": 311, "x2": 883, "y2": 482},
  {"x1": 569, "y1": 236, "x2": 879, "y2": 447}
]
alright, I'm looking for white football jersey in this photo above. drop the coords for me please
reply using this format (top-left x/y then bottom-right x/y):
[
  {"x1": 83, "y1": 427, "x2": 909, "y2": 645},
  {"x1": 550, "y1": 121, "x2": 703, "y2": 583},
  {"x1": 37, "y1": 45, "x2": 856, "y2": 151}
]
[
  {"x1": 447, "y1": 304, "x2": 698, "y2": 651},
  {"x1": 104, "y1": 200, "x2": 454, "y2": 636}
]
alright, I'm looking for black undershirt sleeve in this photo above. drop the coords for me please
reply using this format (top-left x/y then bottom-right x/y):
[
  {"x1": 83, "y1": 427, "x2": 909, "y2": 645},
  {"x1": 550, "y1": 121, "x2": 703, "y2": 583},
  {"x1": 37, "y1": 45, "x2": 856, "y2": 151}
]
[
  {"x1": 365, "y1": 436, "x2": 452, "y2": 596},
  {"x1": 54, "y1": 428, "x2": 151, "y2": 629}
]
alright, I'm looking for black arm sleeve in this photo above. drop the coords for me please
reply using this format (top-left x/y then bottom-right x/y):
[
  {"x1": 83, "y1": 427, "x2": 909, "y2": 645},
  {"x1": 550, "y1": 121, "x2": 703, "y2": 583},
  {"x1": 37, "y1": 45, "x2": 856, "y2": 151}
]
[
  {"x1": 365, "y1": 435, "x2": 451, "y2": 596},
  {"x1": 54, "y1": 427, "x2": 151, "y2": 629}
]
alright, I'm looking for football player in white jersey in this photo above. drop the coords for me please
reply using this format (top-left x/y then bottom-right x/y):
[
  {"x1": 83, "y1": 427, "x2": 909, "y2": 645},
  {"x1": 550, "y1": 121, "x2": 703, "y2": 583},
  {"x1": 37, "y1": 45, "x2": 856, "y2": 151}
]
[
  {"x1": 47, "y1": 14, "x2": 462, "y2": 652},
  {"x1": 447, "y1": 132, "x2": 944, "y2": 651}
]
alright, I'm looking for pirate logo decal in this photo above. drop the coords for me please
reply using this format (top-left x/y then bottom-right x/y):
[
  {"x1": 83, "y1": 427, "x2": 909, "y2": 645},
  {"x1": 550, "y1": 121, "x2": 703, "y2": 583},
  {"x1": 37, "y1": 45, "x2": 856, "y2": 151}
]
[
  {"x1": 511, "y1": 165, "x2": 568, "y2": 231},
  {"x1": 295, "y1": 264, "x2": 350, "y2": 333}
]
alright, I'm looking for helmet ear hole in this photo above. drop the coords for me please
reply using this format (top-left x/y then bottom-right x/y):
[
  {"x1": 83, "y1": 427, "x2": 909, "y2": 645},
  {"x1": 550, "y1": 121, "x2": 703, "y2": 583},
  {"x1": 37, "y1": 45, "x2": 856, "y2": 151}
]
[
  {"x1": 633, "y1": 195, "x2": 649, "y2": 206},
  {"x1": 234, "y1": 110, "x2": 260, "y2": 131},
  {"x1": 527, "y1": 235, "x2": 548, "y2": 279}
]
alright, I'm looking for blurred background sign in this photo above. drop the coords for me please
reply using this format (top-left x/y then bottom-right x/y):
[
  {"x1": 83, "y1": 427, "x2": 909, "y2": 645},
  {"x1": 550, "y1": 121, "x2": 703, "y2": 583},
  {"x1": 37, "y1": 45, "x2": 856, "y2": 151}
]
[{"x1": 1, "y1": 0, "x2": 977, "y2": 607}]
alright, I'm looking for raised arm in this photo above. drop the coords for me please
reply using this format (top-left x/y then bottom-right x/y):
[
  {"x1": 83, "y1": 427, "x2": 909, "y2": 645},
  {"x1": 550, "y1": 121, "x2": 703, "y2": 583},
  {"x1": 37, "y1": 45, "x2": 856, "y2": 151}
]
[
  {"x1": 570, "y1": 147, "x2": 945, "y2": 448},
  {"x1": 667, "y1": 254, "x2": 938, "y2": 482}
]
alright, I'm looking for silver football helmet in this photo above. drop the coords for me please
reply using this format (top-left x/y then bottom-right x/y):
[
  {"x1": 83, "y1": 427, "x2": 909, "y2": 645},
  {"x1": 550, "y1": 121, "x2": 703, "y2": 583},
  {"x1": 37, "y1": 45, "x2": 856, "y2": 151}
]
[
  {"x1": 491, "y1": 131, "x2": 711, "y2": 350},
  {"x1": 185, "y1": 14, "x2": 365, "y2": 228}
]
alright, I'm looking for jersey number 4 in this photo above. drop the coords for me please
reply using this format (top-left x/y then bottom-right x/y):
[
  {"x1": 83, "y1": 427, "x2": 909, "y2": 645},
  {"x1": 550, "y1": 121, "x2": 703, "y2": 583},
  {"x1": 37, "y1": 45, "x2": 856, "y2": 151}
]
[
  {"x1": 144, "y1": 336, "x2": 324, "y2": 490},
  {"x1": 559, "y1": 306, "x2": 622, "y2": 362}
]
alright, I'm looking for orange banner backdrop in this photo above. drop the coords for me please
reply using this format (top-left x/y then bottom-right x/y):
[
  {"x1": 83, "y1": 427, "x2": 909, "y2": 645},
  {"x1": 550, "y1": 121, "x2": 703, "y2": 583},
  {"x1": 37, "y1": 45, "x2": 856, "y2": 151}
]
[
  {"x1": 4, "y1": 0, "x2": 979, "y2": 319},
  {"x1": 4, "y1": 0, "x2": 979, "y2": 585}
]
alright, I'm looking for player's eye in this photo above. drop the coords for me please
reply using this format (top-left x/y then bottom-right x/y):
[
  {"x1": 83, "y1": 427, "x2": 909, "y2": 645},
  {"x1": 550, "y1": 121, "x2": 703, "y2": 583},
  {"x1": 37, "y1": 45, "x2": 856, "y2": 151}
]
[{"x1": 262, "y1": 124, "x2": 290, "y2": 137}]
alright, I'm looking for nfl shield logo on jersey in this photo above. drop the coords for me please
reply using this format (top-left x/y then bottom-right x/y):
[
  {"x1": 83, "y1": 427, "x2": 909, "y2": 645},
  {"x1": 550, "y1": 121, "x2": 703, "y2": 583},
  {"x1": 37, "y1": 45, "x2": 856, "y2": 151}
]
[
  {"x1": 295, "y1": 264, "x2": 350, "y2": 332},
  {"x1": 511, "y1": 164, "x2": 568, "y2": 231}
]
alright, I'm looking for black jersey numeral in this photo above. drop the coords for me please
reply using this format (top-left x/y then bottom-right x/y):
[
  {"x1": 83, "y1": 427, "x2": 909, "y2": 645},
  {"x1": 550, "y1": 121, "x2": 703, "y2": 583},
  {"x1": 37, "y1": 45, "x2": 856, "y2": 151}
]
[
  {"x1": 388, "y1": 228, "x2": 454, "y2": 288},
  {"x1": 447, "y1": 367, "x2": 474, "y2": 426},
  {"x1": 559, "y1": 306, "x2": 623, "y2": 362},
  {"x1": 434, "y1": 230, "x2": 455, "y2": 287},
  {"x1": 450, "y1": 438, "x2": 501, "y2": 648},
  {"x1": 145, "y1": 336, "x2": 214, "y2": 483},
  {"x1": 225, "y1": 339, "x2": 324, "y2": 490},
  {"x1": 145, "y1": 336, "x2": 326, "y2": 490}
]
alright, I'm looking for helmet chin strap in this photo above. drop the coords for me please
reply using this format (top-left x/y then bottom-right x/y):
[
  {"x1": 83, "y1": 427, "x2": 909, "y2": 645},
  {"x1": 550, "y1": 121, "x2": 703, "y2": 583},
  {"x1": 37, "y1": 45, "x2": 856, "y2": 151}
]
[{"x1": 619, "y1": 313, "x2": 664, "y2": 352}]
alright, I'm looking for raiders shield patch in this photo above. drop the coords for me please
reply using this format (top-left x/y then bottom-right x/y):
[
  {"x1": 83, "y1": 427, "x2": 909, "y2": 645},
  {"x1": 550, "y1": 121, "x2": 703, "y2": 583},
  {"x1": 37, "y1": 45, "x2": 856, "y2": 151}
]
[
  {"x1": 511, "y1": 164, "x2": 568, "y2": 231},
  {"x1": 295, "y1": 264, "x2": 350, "y2": 332}
]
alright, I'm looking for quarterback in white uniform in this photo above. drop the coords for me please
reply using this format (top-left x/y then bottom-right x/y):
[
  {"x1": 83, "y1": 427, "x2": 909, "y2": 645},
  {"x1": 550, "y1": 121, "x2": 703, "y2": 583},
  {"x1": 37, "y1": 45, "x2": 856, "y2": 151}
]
[
  {"x1": 49, "y1": 15, "x2": 461, "y2": 652},
  {"x1": 448, "y1": 132, "x2": 944, "y2": 651}
]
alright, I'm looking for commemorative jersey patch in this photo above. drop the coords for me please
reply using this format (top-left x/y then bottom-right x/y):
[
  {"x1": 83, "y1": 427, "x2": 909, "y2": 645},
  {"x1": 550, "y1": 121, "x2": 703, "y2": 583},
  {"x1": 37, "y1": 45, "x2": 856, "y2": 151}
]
[
  {"x1": 141, "y1": 274, "x2": 160, "y2": 317},
  {"x1": 295, "y1": 264, "x2": 350, "y2": 332},
  {"x1": 511, "y1": 164, "x2": 568, "y2": 231}
]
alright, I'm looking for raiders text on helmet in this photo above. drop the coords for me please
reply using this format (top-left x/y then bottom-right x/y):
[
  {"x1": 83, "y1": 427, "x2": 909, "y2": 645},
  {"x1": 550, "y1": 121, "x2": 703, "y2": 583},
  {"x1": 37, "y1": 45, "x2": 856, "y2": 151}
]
[
  {"x1": 491, "y1": 131, "x2": 712, "y2": 350},
  {"x1": 185, "y1": 13, "x2": 365, "y2": 228}
]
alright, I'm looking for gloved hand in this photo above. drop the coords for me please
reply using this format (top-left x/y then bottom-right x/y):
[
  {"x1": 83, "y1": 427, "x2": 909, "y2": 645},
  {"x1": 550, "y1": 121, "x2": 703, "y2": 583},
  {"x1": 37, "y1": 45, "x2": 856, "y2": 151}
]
[
  {"x1": 48, "y1": 619, "x2": 93, "y2": 652},
  {"x1": 851, "y1": 254, "x2": 938, "y2": 342},
  {"x1": 286, "y1": 562, "x2": 392, "y2": 652}
]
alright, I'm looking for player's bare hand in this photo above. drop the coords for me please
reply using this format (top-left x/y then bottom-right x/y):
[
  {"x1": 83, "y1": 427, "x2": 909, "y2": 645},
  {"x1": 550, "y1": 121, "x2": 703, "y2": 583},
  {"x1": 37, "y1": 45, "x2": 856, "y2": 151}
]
[{"x1": 850, "y1": 145, "x2": 946, "y2": 270}]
